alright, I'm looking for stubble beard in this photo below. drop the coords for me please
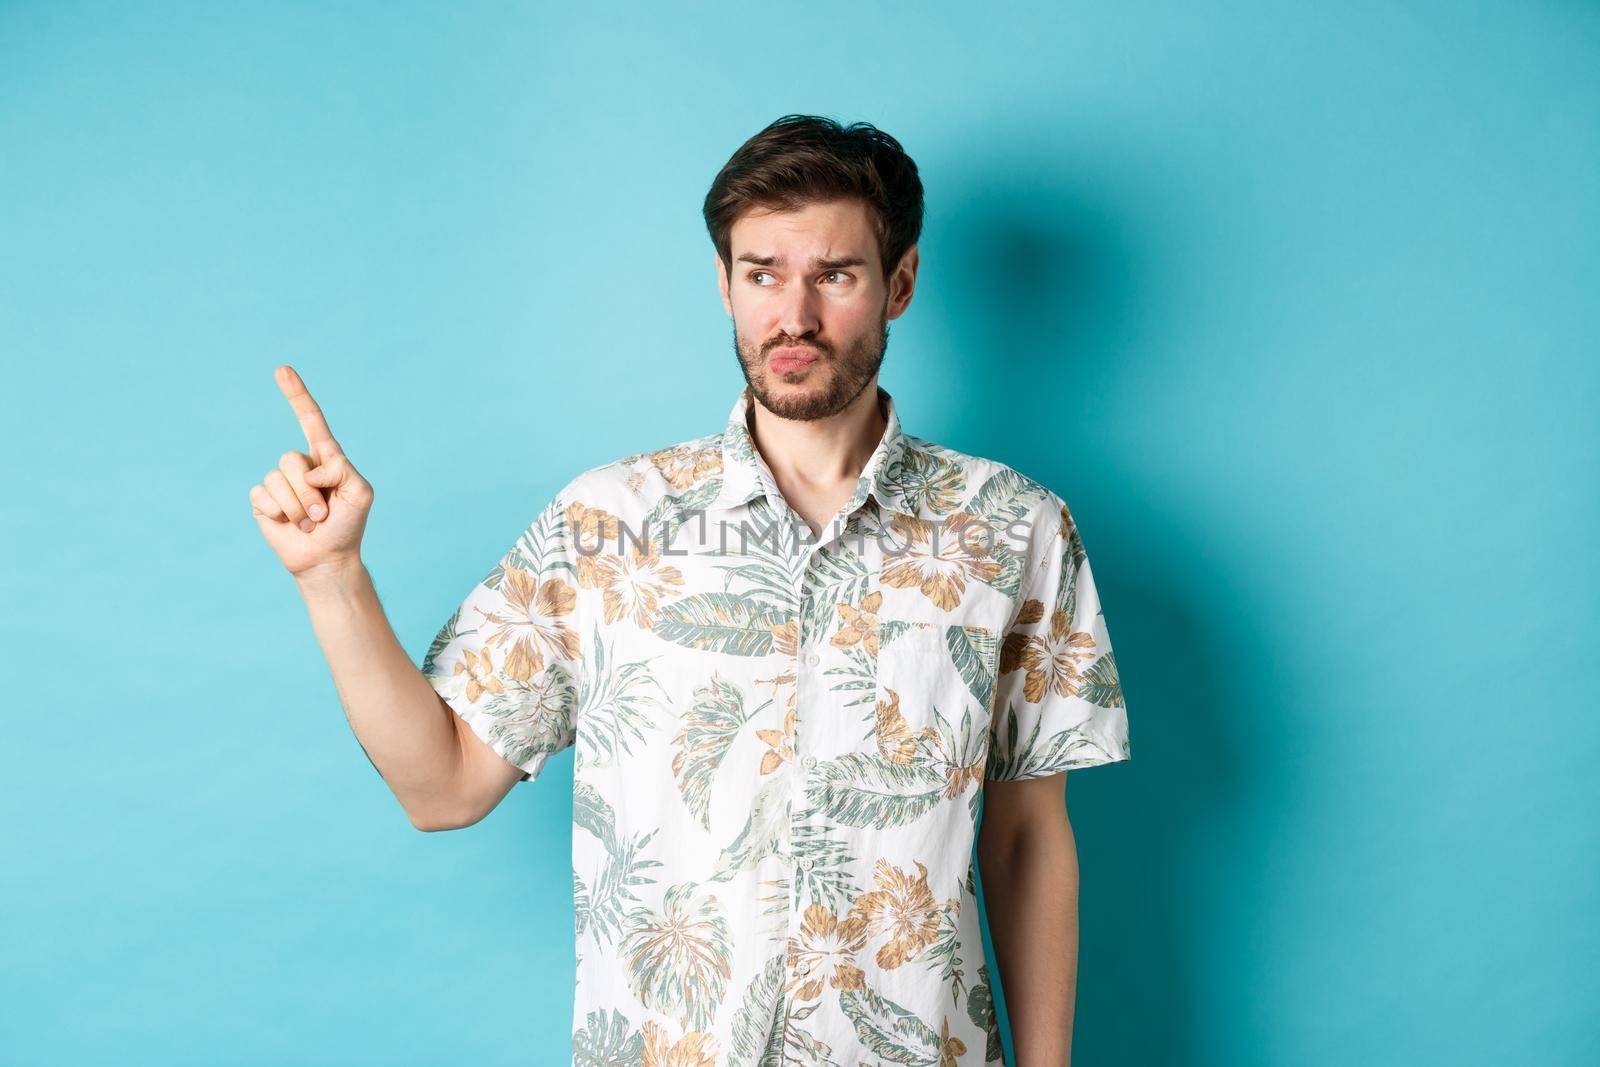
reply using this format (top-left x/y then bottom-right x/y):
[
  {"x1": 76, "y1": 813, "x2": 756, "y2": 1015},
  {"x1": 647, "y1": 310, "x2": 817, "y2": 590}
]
[{"x1": 732, "y1": 303, "x2": 891, "y2": 422}]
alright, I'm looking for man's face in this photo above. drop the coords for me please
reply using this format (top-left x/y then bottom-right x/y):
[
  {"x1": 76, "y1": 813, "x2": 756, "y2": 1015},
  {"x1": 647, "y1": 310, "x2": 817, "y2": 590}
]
[{"x1": 717, "y1": 198, "x2": 918, "y2": 421}]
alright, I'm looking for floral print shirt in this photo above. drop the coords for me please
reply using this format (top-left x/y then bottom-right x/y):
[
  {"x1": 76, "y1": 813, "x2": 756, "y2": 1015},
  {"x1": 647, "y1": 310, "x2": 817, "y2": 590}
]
[{"x1": 421, "y1": 383, "x2": 1131, "y2": 1065}]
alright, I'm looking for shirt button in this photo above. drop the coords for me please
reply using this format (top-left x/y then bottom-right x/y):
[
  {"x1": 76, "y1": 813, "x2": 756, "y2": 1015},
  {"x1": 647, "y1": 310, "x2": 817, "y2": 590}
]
[
  {"x1": 796, "y1": 856, "x2": 814, "y2": 872},
  {"x1": 805, "y1": 651, "x2": 820, "y2": 667},
  {"x1": 801, "y1": 754, "x2": 817, "y2": 770}
]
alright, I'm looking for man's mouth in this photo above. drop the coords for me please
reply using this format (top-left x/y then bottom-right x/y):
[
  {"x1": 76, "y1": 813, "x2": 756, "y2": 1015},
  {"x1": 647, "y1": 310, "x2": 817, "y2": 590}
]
[{"x1": 770, "y1": 346, "x2": 820, "y2": 375}]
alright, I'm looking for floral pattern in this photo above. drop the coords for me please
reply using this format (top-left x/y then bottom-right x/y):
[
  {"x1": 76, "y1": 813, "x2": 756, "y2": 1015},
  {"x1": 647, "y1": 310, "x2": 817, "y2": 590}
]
[{"x1": 421, "y1": 384, "x2": 1131, "y2": 1063}]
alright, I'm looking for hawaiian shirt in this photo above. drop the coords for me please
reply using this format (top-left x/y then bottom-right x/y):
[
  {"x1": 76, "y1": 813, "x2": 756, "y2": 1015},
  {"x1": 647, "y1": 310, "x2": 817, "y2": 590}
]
[{"x1": 420, "y1": 383, "x2": 1131, "y2": 1066}]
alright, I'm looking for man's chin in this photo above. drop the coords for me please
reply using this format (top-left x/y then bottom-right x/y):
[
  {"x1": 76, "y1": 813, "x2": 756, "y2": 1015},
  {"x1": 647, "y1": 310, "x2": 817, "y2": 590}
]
[{"x1": 756, "y1": 378, "x2": 862, "y2": 421}]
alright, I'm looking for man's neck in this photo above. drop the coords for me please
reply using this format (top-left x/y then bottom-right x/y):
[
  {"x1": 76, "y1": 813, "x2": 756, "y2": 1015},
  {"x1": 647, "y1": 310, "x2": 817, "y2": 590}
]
[{"x1": 746, "y1": 381, "x2": 887, "y2": 528}]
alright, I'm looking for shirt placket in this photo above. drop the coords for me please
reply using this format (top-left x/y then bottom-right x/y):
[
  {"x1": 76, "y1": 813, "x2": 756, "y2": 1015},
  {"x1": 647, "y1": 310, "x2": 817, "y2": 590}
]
[{"x1": 751, "y1": 460, "x2": 876, "y2": 1065}]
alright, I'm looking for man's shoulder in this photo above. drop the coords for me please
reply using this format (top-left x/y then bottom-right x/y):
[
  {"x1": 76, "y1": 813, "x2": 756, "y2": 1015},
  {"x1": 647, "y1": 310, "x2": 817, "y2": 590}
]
[
  {"x1": 555, "y1": 428, "x2": 727, "y2": 512},
  {"x1": 898, "y1": 432, "x2": 1070, "y2": 530}
]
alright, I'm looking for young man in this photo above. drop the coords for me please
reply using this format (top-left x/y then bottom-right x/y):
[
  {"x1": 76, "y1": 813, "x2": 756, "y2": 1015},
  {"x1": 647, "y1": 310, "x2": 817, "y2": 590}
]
[{"x1": 251, "y1": 115, "x2": 1130, "y2": 1066}]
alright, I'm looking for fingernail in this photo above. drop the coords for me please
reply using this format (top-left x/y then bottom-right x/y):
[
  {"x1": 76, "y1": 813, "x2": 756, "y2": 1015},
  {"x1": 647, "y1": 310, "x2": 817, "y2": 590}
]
[
  {"x1": 299, "y1": 518, "x2": 315, "y2": 533},
  {"x1": 309, "y1": 503, "x2": 326, "y2": 520}
]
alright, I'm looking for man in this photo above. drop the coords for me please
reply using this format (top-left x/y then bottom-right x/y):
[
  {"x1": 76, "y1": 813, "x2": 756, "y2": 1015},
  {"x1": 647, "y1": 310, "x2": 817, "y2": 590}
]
[{"x1": 251, "y1": 114, "x2": 1130, "y2": 1066}]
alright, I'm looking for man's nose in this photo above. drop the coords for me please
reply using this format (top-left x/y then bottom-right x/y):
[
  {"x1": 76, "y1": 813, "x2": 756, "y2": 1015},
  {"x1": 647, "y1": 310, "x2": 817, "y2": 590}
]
[{"x1": 774, "y1": 285, "x2": 822, "y2": 341}]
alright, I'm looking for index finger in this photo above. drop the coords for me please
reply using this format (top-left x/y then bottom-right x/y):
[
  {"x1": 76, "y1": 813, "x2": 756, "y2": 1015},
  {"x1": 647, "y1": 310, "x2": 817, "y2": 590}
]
[{"x1": 274, "y1": 365, "x2": 344, "y2": 464}]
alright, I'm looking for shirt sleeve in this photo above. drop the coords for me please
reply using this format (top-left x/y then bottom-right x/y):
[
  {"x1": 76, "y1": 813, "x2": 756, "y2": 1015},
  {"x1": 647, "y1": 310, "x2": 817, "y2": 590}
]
[
  {"x1": 986, "y1": 495, "x2": 1130, "y2": 781},
  {"x1": 418, "y1": 484, "x2": 584, "y2": 783}
]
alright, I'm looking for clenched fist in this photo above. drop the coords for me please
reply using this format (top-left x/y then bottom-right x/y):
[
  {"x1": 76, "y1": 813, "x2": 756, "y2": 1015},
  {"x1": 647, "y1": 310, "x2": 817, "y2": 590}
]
[{"x1": 250, "y1": 365, "x2": 374, "y2": 579}]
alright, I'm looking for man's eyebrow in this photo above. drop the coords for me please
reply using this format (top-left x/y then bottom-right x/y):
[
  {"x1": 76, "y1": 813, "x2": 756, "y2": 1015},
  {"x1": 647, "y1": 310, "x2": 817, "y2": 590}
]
[{"x1": 736, "y1": 253, "x2": 869, "y2": 270}]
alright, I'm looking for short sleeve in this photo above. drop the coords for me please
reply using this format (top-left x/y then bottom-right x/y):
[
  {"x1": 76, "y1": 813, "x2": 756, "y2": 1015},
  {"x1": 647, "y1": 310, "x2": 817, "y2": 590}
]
[
  {"x1": 419, "y1": 485, "x2": 584, "y2": 783},
  {"x1": 986, "y1": 496, "x2": 1130, "y2": 781}
]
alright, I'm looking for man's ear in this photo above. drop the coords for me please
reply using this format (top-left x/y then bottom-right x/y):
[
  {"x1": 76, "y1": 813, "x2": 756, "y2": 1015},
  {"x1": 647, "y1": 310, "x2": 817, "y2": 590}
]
[{"x1": 888, "y1": 243, "x2": 919, "y2": 319}]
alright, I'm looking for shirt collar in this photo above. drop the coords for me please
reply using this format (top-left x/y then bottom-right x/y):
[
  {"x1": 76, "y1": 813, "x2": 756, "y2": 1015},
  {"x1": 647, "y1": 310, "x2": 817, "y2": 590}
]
[{"x1": 707, "y1": 383, "x2": 911, "y2": 518}]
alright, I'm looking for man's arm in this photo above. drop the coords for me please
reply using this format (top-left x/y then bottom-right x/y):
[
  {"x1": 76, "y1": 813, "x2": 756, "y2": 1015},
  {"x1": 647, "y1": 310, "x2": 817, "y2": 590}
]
[
  {"x1": 977, "y1": 771, "x2": 1079, "y2": 1066},
  {"x1": 294, "y1": 561, "x2": 524, "y2": 830},
  {"x1": 250, "y1": 365, "x2": 523, "y2": 831}
]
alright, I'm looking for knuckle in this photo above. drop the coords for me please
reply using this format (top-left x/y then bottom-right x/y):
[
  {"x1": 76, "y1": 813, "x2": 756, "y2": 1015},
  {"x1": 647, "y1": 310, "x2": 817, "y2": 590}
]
[
  {"x1": 250, "y1": 487, "x2": 282, "y2": 517},
  {"x1": 280, "y1": 449, "x2": 308, "y2": 470}
]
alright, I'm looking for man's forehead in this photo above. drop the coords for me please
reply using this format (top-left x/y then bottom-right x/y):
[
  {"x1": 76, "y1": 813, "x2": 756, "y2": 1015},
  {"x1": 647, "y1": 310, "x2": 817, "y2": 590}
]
[{"x1": 731, "y1": 200, "x2": 873, "y2": 248}]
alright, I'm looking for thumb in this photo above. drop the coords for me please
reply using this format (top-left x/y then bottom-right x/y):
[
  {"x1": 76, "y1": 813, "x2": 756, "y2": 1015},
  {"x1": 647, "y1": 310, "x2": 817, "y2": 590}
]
[{"x1": 304, "y1": 460, "x2": 344, "y2": 488}]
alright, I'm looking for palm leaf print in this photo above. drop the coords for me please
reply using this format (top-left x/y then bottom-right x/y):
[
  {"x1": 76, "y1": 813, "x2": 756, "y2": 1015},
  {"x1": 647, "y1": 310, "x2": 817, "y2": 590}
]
[
  {"x1": 640, "y1": 477, "x2": 724, "y2": 554},
  {"x1": 577, "y1": 625, "x2": 669, "y2": 769},
  {"x1": 729, "y1": 953, "x2": 786, "y2": 1065},
  {"x1": 806, "y1": 754, "x2": 949, "y2": 828},
  {"x1": 572, "y1": 1007, "x2": 644, "y2": 1066},
  {"x1": 493, "y1": 492, "x2": 574, "y2": 588},
  {"x1": 713, "y1": 553, "x2": 805, "y2": 616},
  {"x1": 923, "y1": 898, "x2": 967, "y2": 1001},
  {"x1": 876, "y1": 619, "x2": 927, "y2": 651},
  {"x1": 470, "y1": 661, "x2": 577, "y2": 768},
  {"x1": 672, "y1": 674, "x2": 761, "y2": 829},
  {"x1": 921, "y1": 702, "x2": 988, "y2": 820},
  {"x1": 985, "y1": 542, "x2": 1029, "y2": 600},
  {"x1": 800, "y1": 544, "x2": 869, "y2": 647},
  {"x1": 420, "y1": 604, "x2": 465, "y2": 675},
  {"x1": 967, "y1": 467, "x2": 1048, "y2": 528},
  {"x1": 790, "y1": 817, "x2": 856, "y2": 915},
  {"x1": 944, "y1": 625, "x2": 998, "y2": 715},
  {"x1": 755, "y1": 871, "x2": 791, "y2": 927},
  {"x1": 574, "y1": 868, "x2": 592, "y2": 941},
  {"x1": 824, "y1": 644, "x2": 878, "y2": 711},
  {"x1": 805, "y1": 537, "x2": 870, "y2": 586},
  {"x1": 729, "y1": 960, "x2": 846, "y2": 1067},
  {"x1": 967, "y1": 469, "x2": 1051, "y2": 599},
  {"x1": 883, "y1": 446, "x2": 968, "y2": 516},
  {"x1": 1061, "y1": 506, "x2": 1087, "y2": 574},
  {"x1": 1056, "y1": 536, "x2": 1081, "y2": 621},
  {"x1": 967, "y1": 964, "x2": 1003, "y2": 1065},
  {"x1": 651, "y1": 593, "x2": 792, "y2": 656},
  {"x1": 586, "y1": 824, "x2": 664, "y2": 949},
  {"x1": 837, "y1": 984, "x2": 943, "y2": 1064},
  {"x1": 710, "y1": 773, "x2": 790, "y2": 882},
  {"x1": 574, "y1": 782, "x2": 664, "y2": 948},
  {"x1": 574, "y1": 781, "x2": 619, "y2": 853},
  {"x1": 986, "y1": 705, "x2": 1121, "y2": 780},
  {"x1": 825, "y1": 646, "x2": 876, "y2": 713},
  {"x1": 621, "y1": 882, "x2": 734, "y2": 1033},
  {"x1": 707, "y1": 497, "x2": 812, "y2": 596},
  {"x1": 1078, "y1": 651, "x2": 1124, "y2": 708}
]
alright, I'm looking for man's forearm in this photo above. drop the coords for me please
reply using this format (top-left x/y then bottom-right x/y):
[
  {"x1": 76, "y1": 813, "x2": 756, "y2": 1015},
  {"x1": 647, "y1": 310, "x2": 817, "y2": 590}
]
[
  {"x1": 978, "y1": 813, "x2": 1079, "y2": 1066},
  {"x1": 294, "y1": 560, "x2": 465, "y2": 827}
]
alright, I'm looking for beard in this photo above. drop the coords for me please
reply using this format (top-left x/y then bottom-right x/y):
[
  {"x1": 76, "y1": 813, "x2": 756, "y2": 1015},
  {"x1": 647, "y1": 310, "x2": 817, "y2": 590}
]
[{"x1": 731, "y1": 300, "x2": 891, "y2": 421}]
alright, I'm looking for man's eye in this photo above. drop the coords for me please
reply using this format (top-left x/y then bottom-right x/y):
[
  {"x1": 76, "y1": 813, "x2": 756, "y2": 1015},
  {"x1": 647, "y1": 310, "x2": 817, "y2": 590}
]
[{"x1": 748, "y1": 270, "x2": 850, "y2": 285}]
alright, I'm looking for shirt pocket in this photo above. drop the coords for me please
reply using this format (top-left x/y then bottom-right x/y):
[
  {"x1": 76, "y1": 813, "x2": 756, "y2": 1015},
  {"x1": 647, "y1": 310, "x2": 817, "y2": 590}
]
[{"x1": 872, "y1": 619, "x2": 1000, "y2": 792}]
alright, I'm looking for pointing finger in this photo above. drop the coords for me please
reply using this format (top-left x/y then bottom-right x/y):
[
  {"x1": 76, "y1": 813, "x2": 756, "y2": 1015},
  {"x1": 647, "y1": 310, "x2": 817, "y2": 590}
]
[{"x1": 275, "y1": 365, "x2": 344, "y2": 466}]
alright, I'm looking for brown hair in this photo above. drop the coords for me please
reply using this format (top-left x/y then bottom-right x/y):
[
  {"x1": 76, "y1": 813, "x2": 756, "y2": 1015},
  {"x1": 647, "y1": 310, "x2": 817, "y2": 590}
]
[{"x1": 702, "y1": 114, "x2": 924, "y2": 284}]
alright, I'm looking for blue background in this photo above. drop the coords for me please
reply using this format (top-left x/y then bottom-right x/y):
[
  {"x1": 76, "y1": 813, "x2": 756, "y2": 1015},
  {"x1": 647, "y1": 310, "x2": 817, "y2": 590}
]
[{"x1": 3, "y1": 2, "x2": 1595, "y2": 1064}]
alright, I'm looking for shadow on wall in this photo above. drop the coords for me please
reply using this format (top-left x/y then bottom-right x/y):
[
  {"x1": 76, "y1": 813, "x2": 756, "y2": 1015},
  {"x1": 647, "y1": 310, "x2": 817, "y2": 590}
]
[{"x1": 948, "y1": 169, "x2": 1253, "y2": 1066}]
